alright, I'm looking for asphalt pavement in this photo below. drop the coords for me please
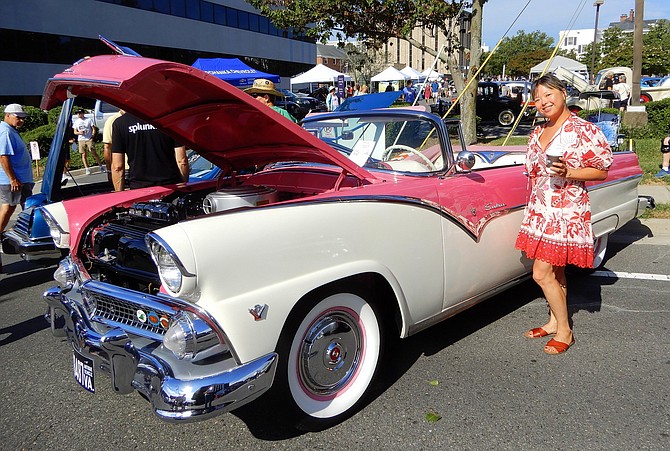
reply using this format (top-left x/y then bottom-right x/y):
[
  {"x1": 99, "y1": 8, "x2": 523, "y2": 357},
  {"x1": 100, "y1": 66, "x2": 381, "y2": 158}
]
[{"x1": 1, "y1": 215, "x2": 668, "y2": 449}]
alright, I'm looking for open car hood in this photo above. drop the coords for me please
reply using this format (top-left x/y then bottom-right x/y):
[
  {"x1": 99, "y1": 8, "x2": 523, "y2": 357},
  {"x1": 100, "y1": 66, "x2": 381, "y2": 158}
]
[{"x1": 41, "y1": 55, "x2": 375, "y2": 183}]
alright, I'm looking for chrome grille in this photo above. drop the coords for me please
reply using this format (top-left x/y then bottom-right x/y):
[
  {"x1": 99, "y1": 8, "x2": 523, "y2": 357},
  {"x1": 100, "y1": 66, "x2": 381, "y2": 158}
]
[
  {"x1": 82, "y1": 288, "x2": 174, "y2": 336},
  {"x1": 13, "y1": 211, "x2": 32, "y2": 236}
]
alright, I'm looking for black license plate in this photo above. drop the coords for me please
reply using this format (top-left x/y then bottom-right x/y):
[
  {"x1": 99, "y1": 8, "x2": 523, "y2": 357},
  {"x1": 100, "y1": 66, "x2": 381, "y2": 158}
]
[{"x1": 72, "y1": 349, "x2": 95, "y2": 393}]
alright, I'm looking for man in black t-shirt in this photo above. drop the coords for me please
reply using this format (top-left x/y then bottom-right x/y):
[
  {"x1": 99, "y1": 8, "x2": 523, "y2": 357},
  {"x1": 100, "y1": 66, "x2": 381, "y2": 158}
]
[{"x1": 111, "y1": 113, "x2": 189, "y2": 190}]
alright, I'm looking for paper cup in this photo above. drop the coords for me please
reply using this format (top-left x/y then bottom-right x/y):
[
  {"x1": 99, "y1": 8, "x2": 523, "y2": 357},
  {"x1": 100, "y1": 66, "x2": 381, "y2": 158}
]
[{"x1": 545, "y1": 149, "x2": 564, "y2": 174}]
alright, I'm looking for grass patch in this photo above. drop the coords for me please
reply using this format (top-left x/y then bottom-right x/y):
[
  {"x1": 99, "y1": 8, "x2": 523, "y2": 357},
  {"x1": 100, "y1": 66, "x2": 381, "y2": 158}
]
[{"x1": 641, "y1": 203, "x2": 670, "y2": 219}]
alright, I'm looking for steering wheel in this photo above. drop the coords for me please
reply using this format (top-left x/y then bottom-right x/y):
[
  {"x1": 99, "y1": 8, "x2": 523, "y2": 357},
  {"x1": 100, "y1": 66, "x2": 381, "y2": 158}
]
[{"x1": 381, "y1": 144, "x2": 437, "y2": 171}]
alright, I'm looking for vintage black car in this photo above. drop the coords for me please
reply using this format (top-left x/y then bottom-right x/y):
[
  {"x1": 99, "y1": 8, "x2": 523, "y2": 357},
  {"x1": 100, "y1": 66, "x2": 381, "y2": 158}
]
[{"x1": 476, "y1": 81, "x2": 526, "y2": 126}]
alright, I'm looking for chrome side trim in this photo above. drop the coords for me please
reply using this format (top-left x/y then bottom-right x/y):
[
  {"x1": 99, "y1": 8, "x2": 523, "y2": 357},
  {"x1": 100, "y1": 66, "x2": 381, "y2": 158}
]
[{"x1": 406, "y1": 273, "x2": 532, "y2": 336}]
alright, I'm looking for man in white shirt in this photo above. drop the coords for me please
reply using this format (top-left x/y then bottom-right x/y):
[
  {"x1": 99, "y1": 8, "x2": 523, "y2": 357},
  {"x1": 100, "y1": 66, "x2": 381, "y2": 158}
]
[{"x1": 73, "y1": 109, "x2": 104, "y2": 174}]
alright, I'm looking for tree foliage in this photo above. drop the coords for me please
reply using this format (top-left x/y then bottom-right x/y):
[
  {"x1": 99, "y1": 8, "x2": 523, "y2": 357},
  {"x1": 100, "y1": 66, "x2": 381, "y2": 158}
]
[
  {"x1": 481, "y1": 30, "x2": 554, "y2": 77},
  {"x1": 246, "y1": 0, "x2": 465, "y2": 47},
  {"x1": 580, "y1": 20, "x2": 670, "y2": 76}
]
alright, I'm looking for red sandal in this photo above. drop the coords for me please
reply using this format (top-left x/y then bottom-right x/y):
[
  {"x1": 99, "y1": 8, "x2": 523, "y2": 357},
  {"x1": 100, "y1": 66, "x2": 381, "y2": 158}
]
[
  {"x1": 524, "y1": 327, "x2": 554, "y2": 339},
  {"x1": 544, "y1": 337, "x2": 575, "y2": 355}
]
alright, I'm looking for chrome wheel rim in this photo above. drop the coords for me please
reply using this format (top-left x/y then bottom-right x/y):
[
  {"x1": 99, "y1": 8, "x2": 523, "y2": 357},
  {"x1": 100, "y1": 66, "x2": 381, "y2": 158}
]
[{"x1": 298, "y1": 310, "x2": 362, "y2": 397}]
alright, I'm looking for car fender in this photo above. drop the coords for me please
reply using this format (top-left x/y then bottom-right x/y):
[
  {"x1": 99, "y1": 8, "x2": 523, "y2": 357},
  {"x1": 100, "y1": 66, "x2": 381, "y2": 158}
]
[{"x1": 153, "y1": 199, "x2": 447, "y2": 362}]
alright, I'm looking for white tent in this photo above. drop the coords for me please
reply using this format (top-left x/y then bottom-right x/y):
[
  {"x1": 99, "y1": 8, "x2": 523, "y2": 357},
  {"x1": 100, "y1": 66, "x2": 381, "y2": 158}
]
[
  {"x1": 400, "y1": 66, "x2": 426, "y2": 81},
  {"x1": 290, "y1": 64, "x2": 351, "y2": 86},
  {"x1": 371, "y1": 66, "x2": 410, "y2": 82},
  {"x1": 530, "y1": 56, "x2": 588, "y2": 79},
  {"x1": 421, "y1": 68, "x2": 443, "y2": 80}
]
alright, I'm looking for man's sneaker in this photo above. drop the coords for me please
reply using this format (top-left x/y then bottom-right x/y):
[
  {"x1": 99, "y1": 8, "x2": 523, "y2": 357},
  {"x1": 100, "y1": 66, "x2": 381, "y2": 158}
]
[
  {"x1": 85, "y1": 168, "x2": 91, "y2": 175},
  {"x1": 654, "y1": 168, "x2": 670, "y2": 178},
  {"x1": 100, "y1": 165, "x2": 106, "y2": 173}
]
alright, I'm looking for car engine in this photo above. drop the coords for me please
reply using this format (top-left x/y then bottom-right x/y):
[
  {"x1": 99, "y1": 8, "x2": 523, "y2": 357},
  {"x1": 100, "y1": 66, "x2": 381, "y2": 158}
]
[{"x1": 79, "y1": 186, "x2": 277, "y2": 294}]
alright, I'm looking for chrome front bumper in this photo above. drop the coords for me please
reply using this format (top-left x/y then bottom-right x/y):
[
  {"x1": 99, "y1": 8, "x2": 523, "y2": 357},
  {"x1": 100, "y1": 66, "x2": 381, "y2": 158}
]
[
  {"x1": 43, "y1": 285, "x2": 277, "y2": 422},
  {"x1": 2, "y1": 229, "x2": 62, "y2": 260}
]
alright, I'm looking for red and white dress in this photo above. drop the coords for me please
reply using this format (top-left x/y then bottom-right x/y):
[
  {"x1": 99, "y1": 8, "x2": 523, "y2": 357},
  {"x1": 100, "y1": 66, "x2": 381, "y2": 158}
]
[{"x1": 515, "y1": 115, "x2": 613, "y2": 268}]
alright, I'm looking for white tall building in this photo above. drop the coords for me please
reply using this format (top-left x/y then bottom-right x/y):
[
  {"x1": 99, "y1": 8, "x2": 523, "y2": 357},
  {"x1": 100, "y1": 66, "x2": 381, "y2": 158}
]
[
  {"x1": 558, "y1": 28, "x2": 603, "y2": 59},
  {"x1": 0, "y1": 0, "x2": 317, "y2": 106}
]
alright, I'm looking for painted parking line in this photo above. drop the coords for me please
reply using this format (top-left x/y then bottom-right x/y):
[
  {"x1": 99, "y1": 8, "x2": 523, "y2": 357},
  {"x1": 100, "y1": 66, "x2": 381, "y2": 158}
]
[{"x1": 590, "y1": 270, "x2": 670, "y2": 282}]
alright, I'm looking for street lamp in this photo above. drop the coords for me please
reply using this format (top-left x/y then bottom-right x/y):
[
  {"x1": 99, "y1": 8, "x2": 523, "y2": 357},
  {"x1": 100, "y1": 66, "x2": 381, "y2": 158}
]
[{"x1": 591, "y1": 0, "x2": 604, "y2": 84}]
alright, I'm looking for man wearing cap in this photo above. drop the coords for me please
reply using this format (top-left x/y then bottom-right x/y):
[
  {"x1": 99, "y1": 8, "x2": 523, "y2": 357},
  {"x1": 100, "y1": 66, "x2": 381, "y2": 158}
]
[
  {"x1": 1, "y1": 104, "x2": 34, "y2": 271},
  {"x1": 243, "y1": 79, "x2": 297, "y2": 123},
  {"x1": 73, "y1": 109, "x2": 105, "y2": 174}
]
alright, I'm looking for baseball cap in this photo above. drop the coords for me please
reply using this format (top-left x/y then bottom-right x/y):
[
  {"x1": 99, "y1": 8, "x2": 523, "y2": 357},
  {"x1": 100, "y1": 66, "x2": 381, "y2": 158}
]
[{"x1": 4, "y1": 103, "x2": 27, "y2": 117}]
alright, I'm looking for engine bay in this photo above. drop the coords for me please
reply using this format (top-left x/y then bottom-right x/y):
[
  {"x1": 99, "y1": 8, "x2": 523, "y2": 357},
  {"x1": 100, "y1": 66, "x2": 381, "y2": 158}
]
[{"x1": 80, "y1": 185, "x2": 278, "y2": 294}]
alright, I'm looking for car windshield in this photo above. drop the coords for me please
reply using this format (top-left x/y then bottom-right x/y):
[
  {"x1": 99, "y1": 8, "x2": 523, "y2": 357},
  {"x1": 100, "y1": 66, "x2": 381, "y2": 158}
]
[{"x1": 303, "y1": 115, "x2": 447, "y2": 173}]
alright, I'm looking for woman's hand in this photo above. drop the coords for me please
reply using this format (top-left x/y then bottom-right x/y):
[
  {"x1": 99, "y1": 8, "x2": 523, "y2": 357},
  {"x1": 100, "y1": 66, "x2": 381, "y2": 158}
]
[{"x1": 553, "y1": 158, "x2": 608, "y2": 181}]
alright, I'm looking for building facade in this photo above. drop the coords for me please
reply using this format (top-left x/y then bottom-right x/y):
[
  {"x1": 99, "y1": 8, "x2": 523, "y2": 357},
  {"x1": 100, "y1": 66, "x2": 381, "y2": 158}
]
[
  {"x1": 559, "y1": 9, "x2": 663, "y2": 60},
  {"x1": 0, "y1": 0, "x2": 316, "y2": 106}
]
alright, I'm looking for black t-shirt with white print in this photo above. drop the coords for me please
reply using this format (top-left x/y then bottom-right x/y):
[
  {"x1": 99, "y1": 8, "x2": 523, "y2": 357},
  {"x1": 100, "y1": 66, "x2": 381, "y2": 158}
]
[{"x1": 111, "y1": 114, "x2": 183, "y2": 189}]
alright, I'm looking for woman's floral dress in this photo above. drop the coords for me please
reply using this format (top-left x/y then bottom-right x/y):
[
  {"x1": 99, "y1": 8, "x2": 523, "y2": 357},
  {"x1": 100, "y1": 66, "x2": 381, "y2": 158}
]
[{"x1": 515, "y1": 115, "x2": 613, "y2": 268}]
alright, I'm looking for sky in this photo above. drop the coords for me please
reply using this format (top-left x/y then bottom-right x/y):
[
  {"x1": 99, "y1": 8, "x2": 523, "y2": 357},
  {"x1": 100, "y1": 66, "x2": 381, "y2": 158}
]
[{"x1": 481, "y1": 0, "x2": 670, "y2": 47}]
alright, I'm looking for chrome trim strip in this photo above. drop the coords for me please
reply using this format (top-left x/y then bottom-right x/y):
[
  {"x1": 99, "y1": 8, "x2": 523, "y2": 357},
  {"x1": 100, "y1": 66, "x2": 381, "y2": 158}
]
[
  {"x1": 146, "y1": 233, "x2": 196, "y2": 277},
  {"x1": 586, "y1": 174, "x2": 642, "y2": 192},
  {"x1": 407, "y1": 273, "x2": 532, "y2": 336}
]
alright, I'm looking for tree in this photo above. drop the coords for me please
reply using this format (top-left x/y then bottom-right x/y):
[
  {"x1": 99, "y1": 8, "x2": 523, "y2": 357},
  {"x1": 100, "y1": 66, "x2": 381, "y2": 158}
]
[
  {"x1": 481, "y1": 30, "x2": 554, "y2": 77},
  {"x1": 581, "y1": 21, "x2": 670, "y2": 76},
  {"x1": 344, "y1": 42, "x2": 388, "y2": 86},
  {"x1": 246, "y1": 0, "x2": 485, "y2": 144}
]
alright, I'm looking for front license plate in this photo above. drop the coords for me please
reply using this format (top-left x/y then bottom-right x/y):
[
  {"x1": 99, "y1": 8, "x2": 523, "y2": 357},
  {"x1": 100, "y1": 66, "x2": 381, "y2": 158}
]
[{"x1": 73, "y1": 349, "x2": 95, "y2": 393}]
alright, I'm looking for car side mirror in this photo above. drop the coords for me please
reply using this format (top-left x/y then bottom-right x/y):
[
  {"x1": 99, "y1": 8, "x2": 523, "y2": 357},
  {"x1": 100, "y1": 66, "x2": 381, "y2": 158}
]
[{"x1": 455, "y1": 151, "x2": 475, "y2": 173}]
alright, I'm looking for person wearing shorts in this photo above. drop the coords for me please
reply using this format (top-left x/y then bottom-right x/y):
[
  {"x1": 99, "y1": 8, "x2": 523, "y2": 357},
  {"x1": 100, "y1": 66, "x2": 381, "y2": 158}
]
[
  {"x1": 1, "y1": 104, "x2": 35, "y2": 271},
  {"x1": 73, "y1": 109, "x2": 104, "y2": 174}
]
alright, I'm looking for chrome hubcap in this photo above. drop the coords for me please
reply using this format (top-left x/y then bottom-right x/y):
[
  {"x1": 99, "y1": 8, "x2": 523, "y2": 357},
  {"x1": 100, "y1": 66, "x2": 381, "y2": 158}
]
[{"x1": 299, "y1": 311, "x2": 361, "y2": 396}]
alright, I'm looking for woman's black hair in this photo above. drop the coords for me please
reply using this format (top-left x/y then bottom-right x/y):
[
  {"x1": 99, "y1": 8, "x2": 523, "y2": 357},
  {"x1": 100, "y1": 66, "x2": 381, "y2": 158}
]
[{"x1": 531, "y1": 73, "x2": 567, "y2": 98}]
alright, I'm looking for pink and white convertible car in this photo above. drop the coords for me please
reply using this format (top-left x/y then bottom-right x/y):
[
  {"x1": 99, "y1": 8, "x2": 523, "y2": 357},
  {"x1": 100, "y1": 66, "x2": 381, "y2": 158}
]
[{"x1": 40, "y1": 53, "x2": 651, "y2": 430}]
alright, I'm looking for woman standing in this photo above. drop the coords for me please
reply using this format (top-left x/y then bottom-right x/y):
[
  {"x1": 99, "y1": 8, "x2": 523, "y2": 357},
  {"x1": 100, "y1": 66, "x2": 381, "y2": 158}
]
[{"x1": 515, "y1": 74, "x2": 613, "y2": 355}]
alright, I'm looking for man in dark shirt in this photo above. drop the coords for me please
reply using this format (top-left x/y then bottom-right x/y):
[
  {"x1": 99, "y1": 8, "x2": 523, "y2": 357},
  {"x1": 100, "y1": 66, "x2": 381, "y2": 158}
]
[{"x1": 111, "y1": 113, "x2": 189, "y2": 190}]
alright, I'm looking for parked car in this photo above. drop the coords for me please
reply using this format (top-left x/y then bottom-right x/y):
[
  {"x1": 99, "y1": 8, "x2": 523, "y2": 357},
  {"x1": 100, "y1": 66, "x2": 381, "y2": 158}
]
[
  {"x1": 1, "y1": 98, "x2": 220, "y2": 262},
  {"x1": 476, "y1": 81, "x2": 526, "y2": 126},
  {"x1": 39, "y1": 53, "x2": 650, "y2": 431},
  {"x1": 279, "y1": 89, "x2": 327, "y2": 119}
]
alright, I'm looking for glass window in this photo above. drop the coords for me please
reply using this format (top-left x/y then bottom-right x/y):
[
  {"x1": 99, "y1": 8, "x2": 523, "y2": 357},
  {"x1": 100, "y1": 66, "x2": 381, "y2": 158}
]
[
  {"x1": 213, "y1": 4, "x2": 226, "y2": 25},
  {"x1": 200, "y1": 1, "x2": 213, "y2": 22},
  {"x1": 135, "y1": 0, "x2": 153, "y2": 11},
  {"x1": 259, "y1": 16, "x2": 270, "y2": 34},
  {"x1": 171, "y1": 0, "x2": 186, "y2": 17},
  {"x1": 238, "y1": 11, "x2": 249, "y2": 30},
  {"x1": 185, "y1": 0, "x2": 200, "y2": 20},
  {"x1": 226, "y1": 8, "x2": 238, "y2": 28},
  {"x1": 249, "y1": 14, "x2": 260, "y2": 32},
  {"x1": 150, "y1": 0, "x2": 168, "y2": 13}
]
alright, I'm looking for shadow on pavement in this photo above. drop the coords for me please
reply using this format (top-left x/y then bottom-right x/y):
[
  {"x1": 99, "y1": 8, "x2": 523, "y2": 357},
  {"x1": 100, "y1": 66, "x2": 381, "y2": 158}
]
[
  {"x1": 0, "y1": 314, "x2": 49, "y2": 346},
  {"x1": 233, "y1": 280, "x2": 541, "y2": 439}
]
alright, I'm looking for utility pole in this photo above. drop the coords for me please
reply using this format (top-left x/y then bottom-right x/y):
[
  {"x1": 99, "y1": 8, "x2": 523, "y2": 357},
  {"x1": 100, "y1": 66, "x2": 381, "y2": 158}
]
[
  {"x1": 591, "y1": 0, "x2": 604, "y2": 84},
  {"x1": 624, "y1": 0, "x2": 648, "y2": 127}
]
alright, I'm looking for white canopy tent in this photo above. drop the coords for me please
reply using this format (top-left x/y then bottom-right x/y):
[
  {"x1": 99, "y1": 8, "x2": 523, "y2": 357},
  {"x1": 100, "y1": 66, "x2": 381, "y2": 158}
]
[
  {"x1": 421, "y1": 68, "x2": 443, "y2": 81},
  {"x1": 371, "y1": 66, "x2": 410, "y2": 82},
  {"x1": 400, "y1": 66, "x2": 426, "y2": 81},
  {"x1": 530, "y1": 56, "x2": 589, "y2": 80},
  {"x1": 290, "y1": 64, "x2": 351, "y2": 87}
]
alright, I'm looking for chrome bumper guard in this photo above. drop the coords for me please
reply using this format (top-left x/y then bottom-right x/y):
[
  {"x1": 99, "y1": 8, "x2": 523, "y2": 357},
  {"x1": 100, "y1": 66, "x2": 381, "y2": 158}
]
[
  {"x1": 43, "y1": 285, "x2": 277, "y2": 423},
  {"x1": 636, "y1": 195, "x2": 655, "y2": 217}
]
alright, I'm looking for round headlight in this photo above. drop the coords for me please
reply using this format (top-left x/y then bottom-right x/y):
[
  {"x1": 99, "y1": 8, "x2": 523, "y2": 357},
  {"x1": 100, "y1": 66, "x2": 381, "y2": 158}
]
[{"x1": 155, "y1": 246, "x2": 183, "y2": 293}]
